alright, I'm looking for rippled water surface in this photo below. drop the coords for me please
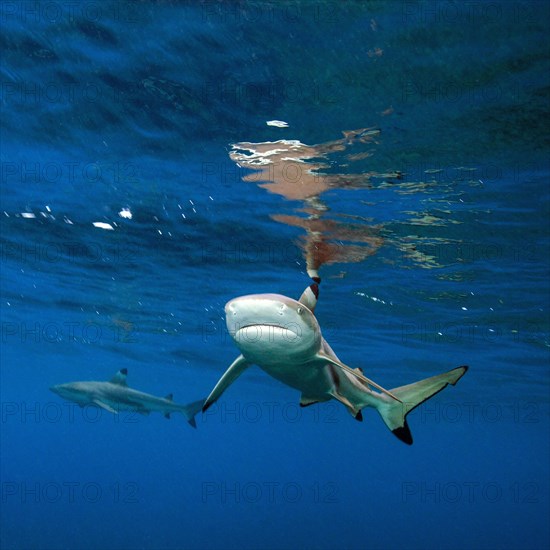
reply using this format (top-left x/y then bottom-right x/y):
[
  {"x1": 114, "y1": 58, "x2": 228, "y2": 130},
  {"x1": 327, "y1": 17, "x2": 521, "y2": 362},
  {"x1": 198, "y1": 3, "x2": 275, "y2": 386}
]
[{"x1": 1, "y1": 2, "x2": 549, "y2": 549}]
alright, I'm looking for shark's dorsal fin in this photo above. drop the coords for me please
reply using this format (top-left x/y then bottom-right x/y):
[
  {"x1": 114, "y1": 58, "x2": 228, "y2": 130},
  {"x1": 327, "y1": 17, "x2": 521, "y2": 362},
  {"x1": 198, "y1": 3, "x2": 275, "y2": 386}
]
[
  {"x1": 110, "y1": 368, "x2": 128, "y2": 386},
  {"x1": 299, "y1": 283, "x2": 319, "y2": 314},
  {"x1": 165, "y1": 393, "x2": 173, "y2": 401}
]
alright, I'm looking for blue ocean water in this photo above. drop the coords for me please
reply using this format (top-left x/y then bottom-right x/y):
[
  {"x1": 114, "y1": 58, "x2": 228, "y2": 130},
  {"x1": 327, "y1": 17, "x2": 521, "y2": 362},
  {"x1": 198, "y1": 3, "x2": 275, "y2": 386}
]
[{"x1": 1, "y1": 1, "x2": 549, "y2": 549}]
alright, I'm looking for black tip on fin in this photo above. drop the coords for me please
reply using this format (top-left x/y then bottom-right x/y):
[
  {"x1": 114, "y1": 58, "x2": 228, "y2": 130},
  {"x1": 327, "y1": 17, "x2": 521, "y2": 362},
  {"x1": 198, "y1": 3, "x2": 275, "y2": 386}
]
[
  {"x1": 392, "y1": 422, "x2": 413, "y2": 445},
  {"x1": 299, "y1": 400, "x2": 319, "y2": 408},
  {"x1": 310, "y1": 283, "x2": 319, "y2": 299},
  {"x1": 188, "y1": 417, "x2": 197, "y2": 429},
  {"x1": 450, "y1": 365, "x2": 469, "y2": 384},
  {"x1": 120, "y1": 368, "x2": 128, "y2": 375},
  {"x1": 355, "y1": 411, "x2": 363, "y2": 422},
  {"x1": 312, "y1": 276, "x2": 321, "y2": 284}
]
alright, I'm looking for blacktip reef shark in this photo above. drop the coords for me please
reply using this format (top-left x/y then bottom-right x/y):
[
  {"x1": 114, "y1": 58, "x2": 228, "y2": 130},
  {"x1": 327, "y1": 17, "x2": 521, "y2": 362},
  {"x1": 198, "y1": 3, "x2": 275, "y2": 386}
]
[
  {"x1": 50, "y1": 369, "x2": 204, "y2": 427},
  {"x1": 203, "y1": 280, "x2": 468, "y2": 444}
]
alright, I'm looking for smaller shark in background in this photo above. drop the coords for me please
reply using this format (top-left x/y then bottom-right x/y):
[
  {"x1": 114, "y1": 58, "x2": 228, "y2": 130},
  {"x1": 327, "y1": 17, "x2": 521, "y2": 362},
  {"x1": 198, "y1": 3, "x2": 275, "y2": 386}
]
[{"x1": 50, "y1": 369, "x2": 204, "y2": 427}]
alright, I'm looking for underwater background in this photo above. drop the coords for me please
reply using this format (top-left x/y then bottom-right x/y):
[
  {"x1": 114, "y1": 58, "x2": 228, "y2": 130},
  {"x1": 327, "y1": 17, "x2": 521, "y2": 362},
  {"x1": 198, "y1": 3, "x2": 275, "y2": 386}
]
[{"x1": 1, "y1": 1, "x2": 549, "y2": 549}]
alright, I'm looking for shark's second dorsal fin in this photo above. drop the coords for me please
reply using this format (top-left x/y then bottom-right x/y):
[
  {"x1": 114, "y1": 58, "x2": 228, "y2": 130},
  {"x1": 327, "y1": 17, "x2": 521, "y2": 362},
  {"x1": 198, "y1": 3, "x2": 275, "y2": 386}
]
[
  {"x1": 165, "y1": 393, "x2": 173, "y2": 401},
  {"x1": 299, "y1": 283, "x2": 319, "y2": 314},
  {"x1": 110, "y1": 368, "x2": 128, "y2": 386}
]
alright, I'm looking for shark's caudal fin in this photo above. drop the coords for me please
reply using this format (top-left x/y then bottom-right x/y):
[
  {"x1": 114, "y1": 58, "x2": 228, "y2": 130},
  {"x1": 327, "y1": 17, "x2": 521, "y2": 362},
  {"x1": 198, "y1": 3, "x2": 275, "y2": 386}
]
[
  {"x1": 182, "y1": 399, "x2": 206, "y2": 428},
  {"x1": 376, "y1": 366, "x2": 468, "y2": 445}
]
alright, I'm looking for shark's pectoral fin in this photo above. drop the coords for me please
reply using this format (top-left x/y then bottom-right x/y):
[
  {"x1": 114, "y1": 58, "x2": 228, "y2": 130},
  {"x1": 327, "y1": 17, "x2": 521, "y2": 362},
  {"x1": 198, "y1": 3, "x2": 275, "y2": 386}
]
[
  {"x1": 315, "y1": 353, "x2": 402, "y2": 403},
  {"x1": 202, "y1": 355, "x2": 251, "y2": 412},
  {"x1": 93, "y1": 399, "x2": 118, "y2": 414}
]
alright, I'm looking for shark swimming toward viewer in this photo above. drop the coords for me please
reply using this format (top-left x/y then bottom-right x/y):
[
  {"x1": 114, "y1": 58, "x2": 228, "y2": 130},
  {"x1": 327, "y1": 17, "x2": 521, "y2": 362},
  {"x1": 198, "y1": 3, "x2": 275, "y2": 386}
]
[
  {"x1": 51, "y1": 369, "x2": 203, "y2": 427},
  {"x1": 203, "y1": 281, "x2": 468, "y2": 444}
]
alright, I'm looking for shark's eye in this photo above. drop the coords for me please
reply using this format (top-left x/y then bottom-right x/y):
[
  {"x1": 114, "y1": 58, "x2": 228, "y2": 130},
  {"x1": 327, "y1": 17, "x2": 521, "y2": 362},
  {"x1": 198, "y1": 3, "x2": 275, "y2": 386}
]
[{"x1": 297, "y1": 307, "x2": 303, "y2": 315}]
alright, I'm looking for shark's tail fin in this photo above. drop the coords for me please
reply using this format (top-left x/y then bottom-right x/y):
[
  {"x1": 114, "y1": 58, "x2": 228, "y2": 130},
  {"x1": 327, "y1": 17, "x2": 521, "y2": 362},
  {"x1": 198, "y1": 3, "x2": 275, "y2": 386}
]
[
  {"x1": 375, "y1": 366, "x2": 468, "y2": 445},
  {"x1": 181, "y1": 398, "x2": 205, "y2": 428}
]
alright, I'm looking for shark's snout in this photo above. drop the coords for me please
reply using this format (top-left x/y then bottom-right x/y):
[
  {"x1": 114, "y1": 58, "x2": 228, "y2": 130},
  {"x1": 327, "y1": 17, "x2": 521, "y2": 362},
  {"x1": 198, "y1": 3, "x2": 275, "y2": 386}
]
[
  {"x1": 49, "y1": 384, "x2": 70, "y2": 400},
  {"x1": 225, "y1": 294, "x2": 313, "y2": 331},
  {"x1": 224, "y1": 293, "x2": 322, "y2": 365},
  {"x1": 49, "y1": 383, "x2": 79, "y2": 401}
]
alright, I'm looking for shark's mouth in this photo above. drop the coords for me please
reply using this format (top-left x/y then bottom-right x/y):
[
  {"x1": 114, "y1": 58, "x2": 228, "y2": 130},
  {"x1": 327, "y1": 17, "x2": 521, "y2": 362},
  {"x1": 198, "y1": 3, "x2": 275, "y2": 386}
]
[{"x1": 234, "y1": 323, "x2": 301, "y2": 340}]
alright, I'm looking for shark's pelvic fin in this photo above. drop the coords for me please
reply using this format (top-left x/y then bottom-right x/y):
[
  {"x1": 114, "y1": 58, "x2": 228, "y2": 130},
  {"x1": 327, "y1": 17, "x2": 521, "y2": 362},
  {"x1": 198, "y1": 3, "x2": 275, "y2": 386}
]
[
  {"x1": 329, "y1": 389, "x2": 362, "y2": 419},
  {"x1": 376, "y1": 366, "x2": 469, "y2": 445},
  {"x1": 329, "y1": 390, "x2": 354, "y2": 410},
  {"x1": 110, "y1": 368, "x2": 128, "y2": 386},
  {"x1": 93, "y1": 399, "x2": 118, "y2": 414},
  {"x1": 299, "y1": 394, "x2": 321, "y2": 407},
  {"x1": 299, "y1": 283, "x2": 319, "y2": 314},
  {"x1": 315, "y1": 353, "x2": 402, "y2": 403},
  {"x1": 202, "y1": 355, "x2": 252, "y2": 413}
]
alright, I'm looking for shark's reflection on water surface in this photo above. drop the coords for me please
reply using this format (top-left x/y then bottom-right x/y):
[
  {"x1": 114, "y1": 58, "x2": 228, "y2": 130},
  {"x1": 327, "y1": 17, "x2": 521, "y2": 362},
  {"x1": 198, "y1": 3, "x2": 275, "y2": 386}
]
[
  {"x1": 230, "y1": 125, "x2": 480, "y2": 275},
  {"x1": 229, "y1": 127, "x2": 400, "y2": 277}
]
